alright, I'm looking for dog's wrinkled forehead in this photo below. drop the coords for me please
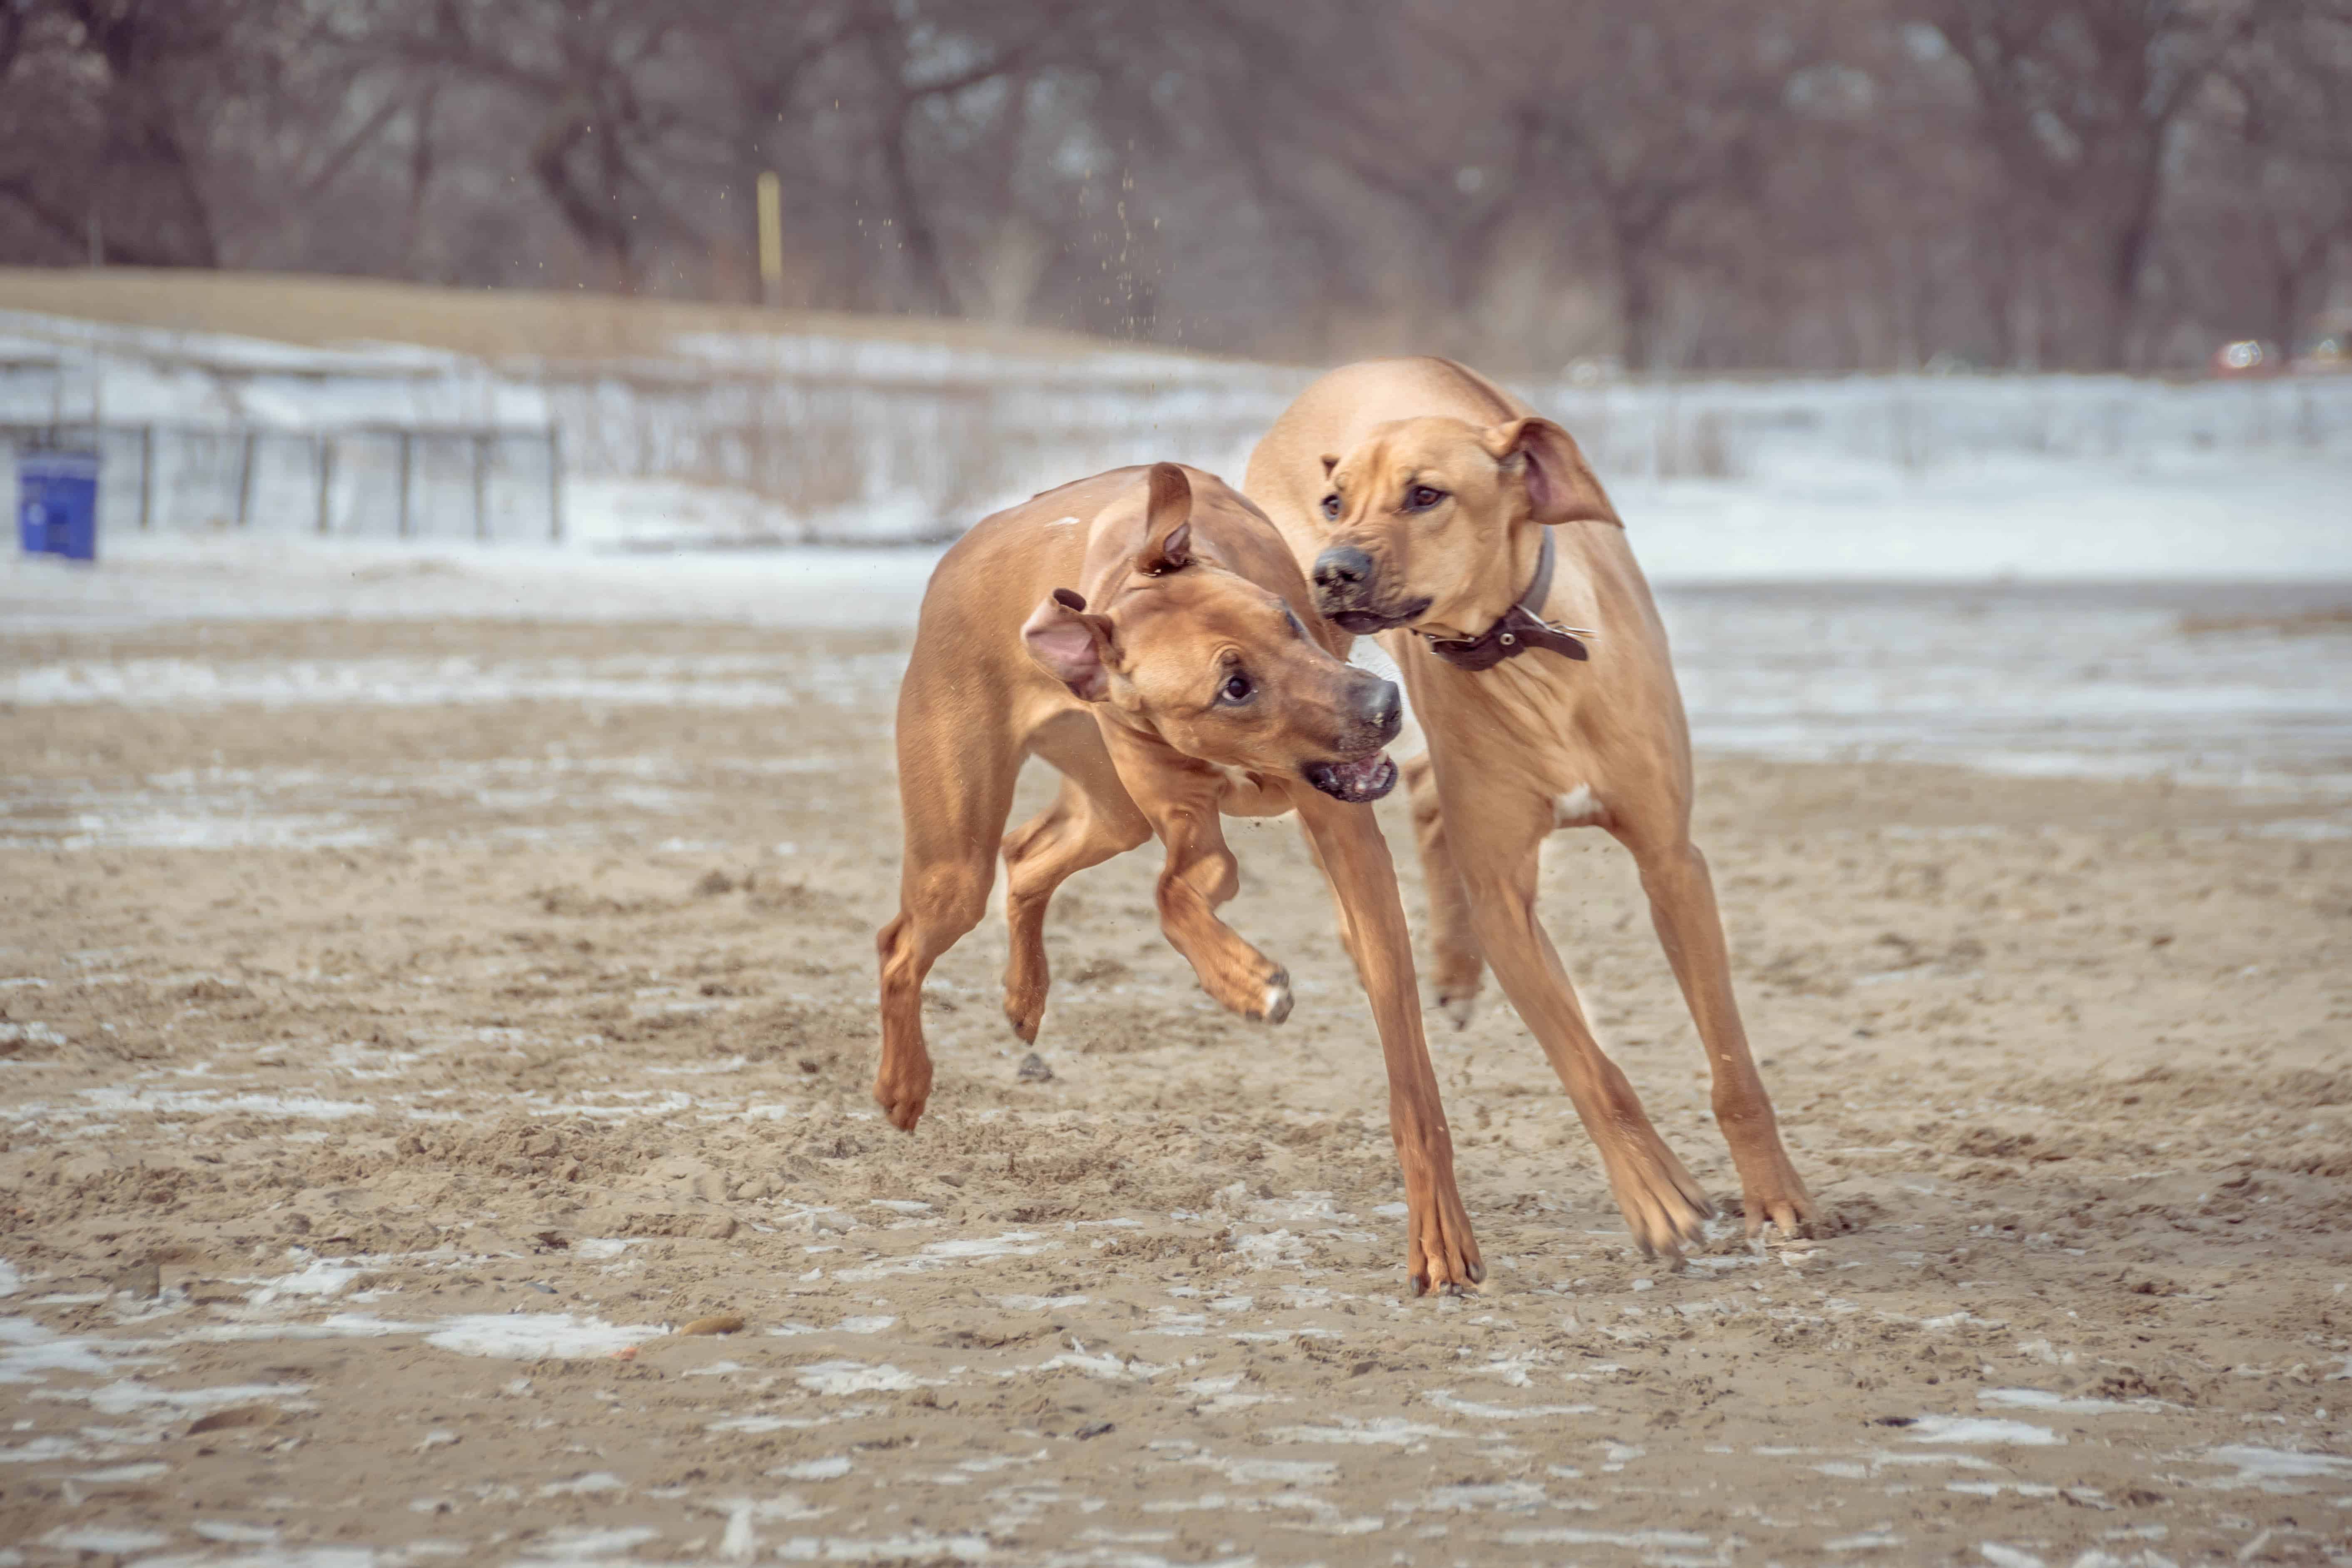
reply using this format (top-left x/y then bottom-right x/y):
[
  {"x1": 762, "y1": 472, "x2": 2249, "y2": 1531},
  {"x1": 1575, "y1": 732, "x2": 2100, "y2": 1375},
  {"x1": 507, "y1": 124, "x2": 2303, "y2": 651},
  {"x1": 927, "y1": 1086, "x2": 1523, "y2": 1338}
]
[
  {"x1": 1334, "y1": 416, "x2": 1498, "y2": 499},
  {"x1": 1115, "y1": 564, "x2": 1298, "y2": 654}
]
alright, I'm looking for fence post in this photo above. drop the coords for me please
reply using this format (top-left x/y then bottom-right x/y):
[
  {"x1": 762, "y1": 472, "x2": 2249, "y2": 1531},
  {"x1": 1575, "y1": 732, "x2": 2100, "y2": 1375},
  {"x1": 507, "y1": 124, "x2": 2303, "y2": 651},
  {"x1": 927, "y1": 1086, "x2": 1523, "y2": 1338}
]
[
  {"x1": 396, "y1": 430, "x2": 413, "y2": 539},
  {"x1": 316, "y1": 434, "x2": 336, "y2": 535},
  {"x1": 137, "y1": 425, "x2": 154, "y2": 531},
  {"x1": 546, "y1": 426, "x2": 565, "y2": 543},
  {"x1": 235, "y1": 430, "x2": 258, "y2": 528},
  {"x1": 472, "y1": 433, "x2": 490, "y2": 542}
]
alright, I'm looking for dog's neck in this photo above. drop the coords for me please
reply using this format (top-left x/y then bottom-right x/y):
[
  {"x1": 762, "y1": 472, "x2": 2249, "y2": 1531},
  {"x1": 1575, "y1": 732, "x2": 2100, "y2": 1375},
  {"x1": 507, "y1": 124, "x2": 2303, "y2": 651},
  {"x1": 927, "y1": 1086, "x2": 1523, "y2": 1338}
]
[
  {"x1": 1413, "y1": 520, "x2": 1542, "y2": 639},
  {"x1": 1415, "y1": 523, "x2": 1592, "y2": 671},
  {"x1": 1424, "y1": 531, "x2": 1588, "y2": 670}
]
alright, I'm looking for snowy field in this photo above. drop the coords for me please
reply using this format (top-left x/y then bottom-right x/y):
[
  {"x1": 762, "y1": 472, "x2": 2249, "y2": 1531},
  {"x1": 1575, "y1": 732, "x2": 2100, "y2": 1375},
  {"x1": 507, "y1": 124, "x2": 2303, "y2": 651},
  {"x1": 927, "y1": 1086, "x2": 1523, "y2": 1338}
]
[
  {"x1": 5, "y1": 304, "x2": 2349, "y2": 565},
  {"x1": 7, "y1": 533, "x2": 2349, "y2": 842}
]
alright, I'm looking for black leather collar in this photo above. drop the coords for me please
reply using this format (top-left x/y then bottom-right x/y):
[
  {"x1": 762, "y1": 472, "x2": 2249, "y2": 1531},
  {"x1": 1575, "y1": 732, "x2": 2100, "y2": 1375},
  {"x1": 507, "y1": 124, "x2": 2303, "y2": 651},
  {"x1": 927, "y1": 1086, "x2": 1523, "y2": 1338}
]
[{"x1": 1422, "y1": 530, "x2": 1595, "y2": 671}]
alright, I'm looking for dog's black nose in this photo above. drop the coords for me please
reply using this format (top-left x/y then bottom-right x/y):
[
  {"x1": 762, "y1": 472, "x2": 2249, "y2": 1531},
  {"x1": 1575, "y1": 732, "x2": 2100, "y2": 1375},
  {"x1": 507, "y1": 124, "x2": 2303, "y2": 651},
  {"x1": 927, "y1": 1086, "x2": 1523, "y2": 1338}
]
[
  {"x1": 1313, "y1": 546, "x2": 1375, "y2": 596},
  {"x1": 1357, "y1": 678, "x2": 1402, "y2": 741}
]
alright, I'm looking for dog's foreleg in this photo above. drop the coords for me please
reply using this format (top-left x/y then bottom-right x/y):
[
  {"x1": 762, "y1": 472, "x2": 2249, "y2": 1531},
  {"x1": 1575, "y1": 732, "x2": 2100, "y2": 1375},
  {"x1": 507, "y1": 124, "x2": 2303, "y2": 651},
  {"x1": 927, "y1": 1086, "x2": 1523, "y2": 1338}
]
[
  {"x1": 1152, "y1": 803, "x2": 1295, "y2": 1022},
  {"x1": 1097, "y1": 744, "x2": 1293, "y2": 1024},
  {"x1": 1296, "y1": 791, "x2": 1482, "y2": 1296}
]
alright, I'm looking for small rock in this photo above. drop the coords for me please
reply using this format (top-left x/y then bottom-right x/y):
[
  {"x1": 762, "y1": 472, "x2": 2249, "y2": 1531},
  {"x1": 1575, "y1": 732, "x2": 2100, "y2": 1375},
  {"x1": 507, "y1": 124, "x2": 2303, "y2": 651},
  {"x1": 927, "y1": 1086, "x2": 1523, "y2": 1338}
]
[
  {"x1": 112, "y1": 1259, "x2": 161, "y2": 1299},
  {"x1": 1017, "y1": 1052, "x2": 1054, "y2": 1083},
  {"x1": 280, "y1": 1213, "x2": 312, "y2": 1236},
  {"x1": 415, "y1": 1429, "x2": 460, "y2": 1452},
  {"x1": 679, "y1": 1312, "x2": 745, "y2": 1337},
  {"x1": 693, "y1": 870, "x2": 736, "y2": 897},
  {"x1": 189, "y1": 1405, "x2": 280, "y2": 1434},
  {"x1": 1074, "y1": 1421, "x2": 1115, "y2": 1440},
  {"x1": 703, "y1": 1215, "x2": 738, "y2": 1240}
]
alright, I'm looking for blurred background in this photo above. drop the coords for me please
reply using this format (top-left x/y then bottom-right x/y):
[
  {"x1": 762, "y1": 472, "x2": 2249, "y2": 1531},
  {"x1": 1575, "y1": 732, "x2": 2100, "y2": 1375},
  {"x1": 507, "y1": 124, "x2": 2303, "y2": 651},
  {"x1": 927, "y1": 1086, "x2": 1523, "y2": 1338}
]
[
  {"x1": 2, "y1": 0, "x2": 2349, "y2": 373},
  {"x1": 2, "y1": 0, "x2": 2348, "y2": 795}
]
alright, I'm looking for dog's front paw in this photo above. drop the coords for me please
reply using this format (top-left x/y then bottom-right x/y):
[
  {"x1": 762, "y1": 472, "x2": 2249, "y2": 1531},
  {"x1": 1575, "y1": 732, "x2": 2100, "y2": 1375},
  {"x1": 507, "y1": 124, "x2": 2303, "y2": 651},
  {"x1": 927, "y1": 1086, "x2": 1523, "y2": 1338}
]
[
  {"x1": 871, "y1": 1054, "x2": 933, "y2": 1133},
  {"x1": 1733, "y1": 1146, "x2": 1819, "y2": 1242},
  {"x1": 1600, "y1": 1131, "x2": 1715, "y2": 1263},
  {"x1": 1196, "y1": 954, "x2": 1293, "y2": 1024},
  {"x1": 1404, "y1": 1173, "x2": 1483, "y2": 1298},
  {"x1": 1258, "y1": 970, "x2": 1293, "y2": 1024}
]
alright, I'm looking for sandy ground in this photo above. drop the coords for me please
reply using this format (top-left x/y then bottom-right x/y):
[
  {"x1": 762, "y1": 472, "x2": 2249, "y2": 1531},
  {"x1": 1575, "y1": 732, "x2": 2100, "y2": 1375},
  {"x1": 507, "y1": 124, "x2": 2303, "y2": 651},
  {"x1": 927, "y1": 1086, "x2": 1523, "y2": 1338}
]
[{"x1": 4, "y1": 615, "x2": 2351, "y2": 1568}]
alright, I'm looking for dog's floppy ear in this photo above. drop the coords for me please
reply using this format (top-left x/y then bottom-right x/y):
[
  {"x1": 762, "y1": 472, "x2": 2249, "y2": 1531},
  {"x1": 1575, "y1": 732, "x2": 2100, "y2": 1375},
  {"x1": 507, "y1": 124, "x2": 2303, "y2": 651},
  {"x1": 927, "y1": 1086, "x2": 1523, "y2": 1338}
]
[
  {"x1": 1136, "y1": 461, "x2": 1192, "y2": 575},
  {"x1": 1479, "y1": 417, "x2": 1621, "y2": 527},
  {"x1": 1022, "y1": 587, "x2": 1116, "y2": 702}
]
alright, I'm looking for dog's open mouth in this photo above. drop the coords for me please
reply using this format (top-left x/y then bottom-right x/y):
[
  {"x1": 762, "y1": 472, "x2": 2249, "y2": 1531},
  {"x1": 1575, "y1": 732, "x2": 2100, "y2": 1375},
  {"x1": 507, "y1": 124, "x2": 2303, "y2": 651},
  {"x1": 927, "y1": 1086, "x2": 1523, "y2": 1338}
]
[
  {"x1": 1304, "y1": 752, "x2": 1399, "y2": 803},
  {"x1": 1323, "y1": 597, "x2": 1432, "y2": 637}
]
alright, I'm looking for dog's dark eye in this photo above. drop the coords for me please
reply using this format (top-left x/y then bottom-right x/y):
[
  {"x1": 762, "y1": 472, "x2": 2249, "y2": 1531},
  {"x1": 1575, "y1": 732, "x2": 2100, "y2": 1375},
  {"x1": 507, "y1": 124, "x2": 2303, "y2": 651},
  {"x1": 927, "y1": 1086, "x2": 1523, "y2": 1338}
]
[
  {"x1": 1406, "y1": 485, "x2": 1446, "y2": 511},
  {"x1": 1320, "y1": 494, "x2": 1342, "y2": 520},
  {"x1": 1220, "y1": 672, "x2": 1253, "y2": 703}
]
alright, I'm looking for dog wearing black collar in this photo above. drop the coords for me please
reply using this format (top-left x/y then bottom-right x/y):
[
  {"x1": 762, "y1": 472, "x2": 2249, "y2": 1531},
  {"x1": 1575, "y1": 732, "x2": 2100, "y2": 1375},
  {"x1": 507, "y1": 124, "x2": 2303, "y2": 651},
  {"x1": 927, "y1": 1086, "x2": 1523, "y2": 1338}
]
[{"x1": 1244, "y1": 356, "x2": 1816, "y2": 1260}]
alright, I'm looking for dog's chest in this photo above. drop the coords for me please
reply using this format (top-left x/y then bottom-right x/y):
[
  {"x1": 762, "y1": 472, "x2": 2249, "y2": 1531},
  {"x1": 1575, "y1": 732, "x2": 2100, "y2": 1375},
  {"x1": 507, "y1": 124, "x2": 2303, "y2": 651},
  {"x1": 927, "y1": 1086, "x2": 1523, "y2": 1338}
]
[
  {"x1": 1551, "y1": 783, "x2": 1604, "y2": 828},
  {"x1": 1214, "y1": 764, "x2": 1290, "y2": 818}
]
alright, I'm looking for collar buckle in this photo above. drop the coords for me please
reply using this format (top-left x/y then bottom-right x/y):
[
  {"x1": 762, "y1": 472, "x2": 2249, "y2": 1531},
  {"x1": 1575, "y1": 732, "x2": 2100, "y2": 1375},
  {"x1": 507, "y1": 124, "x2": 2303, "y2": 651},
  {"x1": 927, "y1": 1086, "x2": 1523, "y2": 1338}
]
[{"x1": 1420, "y1": 530, "x2": 1596, "y2": 673}]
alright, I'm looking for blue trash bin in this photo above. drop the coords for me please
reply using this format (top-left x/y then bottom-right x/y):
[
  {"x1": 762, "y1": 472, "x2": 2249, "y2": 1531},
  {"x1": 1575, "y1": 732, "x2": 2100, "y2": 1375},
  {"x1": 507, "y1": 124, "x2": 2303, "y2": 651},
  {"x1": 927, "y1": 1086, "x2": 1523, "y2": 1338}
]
[{"x1": 18, "y1": 450, "x2": 101, "y2": 562}]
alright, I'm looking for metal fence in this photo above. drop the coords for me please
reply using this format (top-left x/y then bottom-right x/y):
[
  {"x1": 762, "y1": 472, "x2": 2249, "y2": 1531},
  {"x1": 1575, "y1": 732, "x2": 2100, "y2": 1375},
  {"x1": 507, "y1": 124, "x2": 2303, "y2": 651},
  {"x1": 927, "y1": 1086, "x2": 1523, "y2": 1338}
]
[
  {"x1": 533, "y1": 361, "x2": 1304, "y2": 533},
  {"x1": 0, "y1": 420, "x2": 564, "y2": 542}
]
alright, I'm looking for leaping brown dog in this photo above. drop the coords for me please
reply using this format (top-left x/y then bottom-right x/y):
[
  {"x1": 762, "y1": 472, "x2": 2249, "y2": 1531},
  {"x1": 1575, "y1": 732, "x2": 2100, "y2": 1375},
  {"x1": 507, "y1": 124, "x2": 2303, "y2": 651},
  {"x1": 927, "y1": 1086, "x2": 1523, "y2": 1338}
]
[
  {"x1": 875, "y1": 462, "x2": 1482, "y2": 1293},
  {"x1": 1247, "y1": 359, "x2": 1816, "y2": 1257}
]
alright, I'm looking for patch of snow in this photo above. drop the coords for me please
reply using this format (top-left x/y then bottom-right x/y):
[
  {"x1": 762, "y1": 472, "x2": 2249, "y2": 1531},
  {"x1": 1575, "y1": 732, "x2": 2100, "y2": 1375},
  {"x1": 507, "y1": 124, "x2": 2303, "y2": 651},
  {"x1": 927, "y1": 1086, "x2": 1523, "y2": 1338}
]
[
  {"x1": 422, "y1": 1313, "x2": 662, "y2": 1360},
  {"x1": 1270, "y1": 1417, "x2": 1466, "y2": 1446},
  {"x1": 1422, "y1": 1390, "x2": 1599, "y2": 1420},
  {"x1": 1905, "y1": 1416, "x2": 2066, "y2": 1446},
  {"x1": 1978, "y1": 1387, "x2": 2154, "y2": 1415},
  {"x1": 793, "y1": 1359, "x2": 928, "y2": 1396}
]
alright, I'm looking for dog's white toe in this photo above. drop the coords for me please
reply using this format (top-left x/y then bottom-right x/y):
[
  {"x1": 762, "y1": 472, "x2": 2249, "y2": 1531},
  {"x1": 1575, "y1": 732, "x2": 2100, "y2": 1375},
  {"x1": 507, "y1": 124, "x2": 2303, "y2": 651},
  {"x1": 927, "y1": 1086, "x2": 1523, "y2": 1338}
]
[
  {"x1": 1261, "y1": 977, "x2": 1294, "y2": 1024},
  {"x1": 1442, "y1": 995, "x2": 1477, "y2": 1031}
]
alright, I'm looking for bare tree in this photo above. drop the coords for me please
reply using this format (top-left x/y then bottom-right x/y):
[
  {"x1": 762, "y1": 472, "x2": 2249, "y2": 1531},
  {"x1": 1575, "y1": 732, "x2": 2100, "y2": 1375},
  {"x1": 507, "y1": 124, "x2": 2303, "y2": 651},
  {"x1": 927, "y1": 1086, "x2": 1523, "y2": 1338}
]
[
  {"x1": 1922, "y1": 0, "x2": 2273, "y2": 369},
  {"x1": 0, "y1": 0, "x2": 280, "y2": 267},
  {"x1": 2, "y1": 0, "x2": 2345, "y2": 373}
]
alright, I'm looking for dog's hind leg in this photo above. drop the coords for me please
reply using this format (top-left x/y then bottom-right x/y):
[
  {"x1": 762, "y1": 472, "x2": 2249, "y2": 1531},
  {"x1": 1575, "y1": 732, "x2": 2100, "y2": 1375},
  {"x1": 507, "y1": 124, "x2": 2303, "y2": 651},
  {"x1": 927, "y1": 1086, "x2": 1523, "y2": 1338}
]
[
  {"x1": 875, "y1": 680, "x2": 1021, "y2": 1134},
  {"x1": 1404, "y1": 752, "x2": 1485, "y2": 1029},
  {"x1": 1000, "y1": 714, "x2": 1149, "y2": 1044},
  {"x1": 1444, "y1": 780, "x2": 1713, "y2": 1260}
]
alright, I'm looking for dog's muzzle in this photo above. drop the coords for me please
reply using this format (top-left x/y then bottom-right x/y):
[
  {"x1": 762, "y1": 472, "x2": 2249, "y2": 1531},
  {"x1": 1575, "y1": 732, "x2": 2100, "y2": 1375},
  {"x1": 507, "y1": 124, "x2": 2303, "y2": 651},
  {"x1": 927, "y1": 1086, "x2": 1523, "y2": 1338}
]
[
  {"x1": 1312, "y1": 546, "x2": 1431, "y2": 634},
  {"x1": 1303, "y1": 753, "x2": 1399, "y2": 803},
  {"x1": 1303, "y1": 676, "x2": 1402, "y2": 802}
]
